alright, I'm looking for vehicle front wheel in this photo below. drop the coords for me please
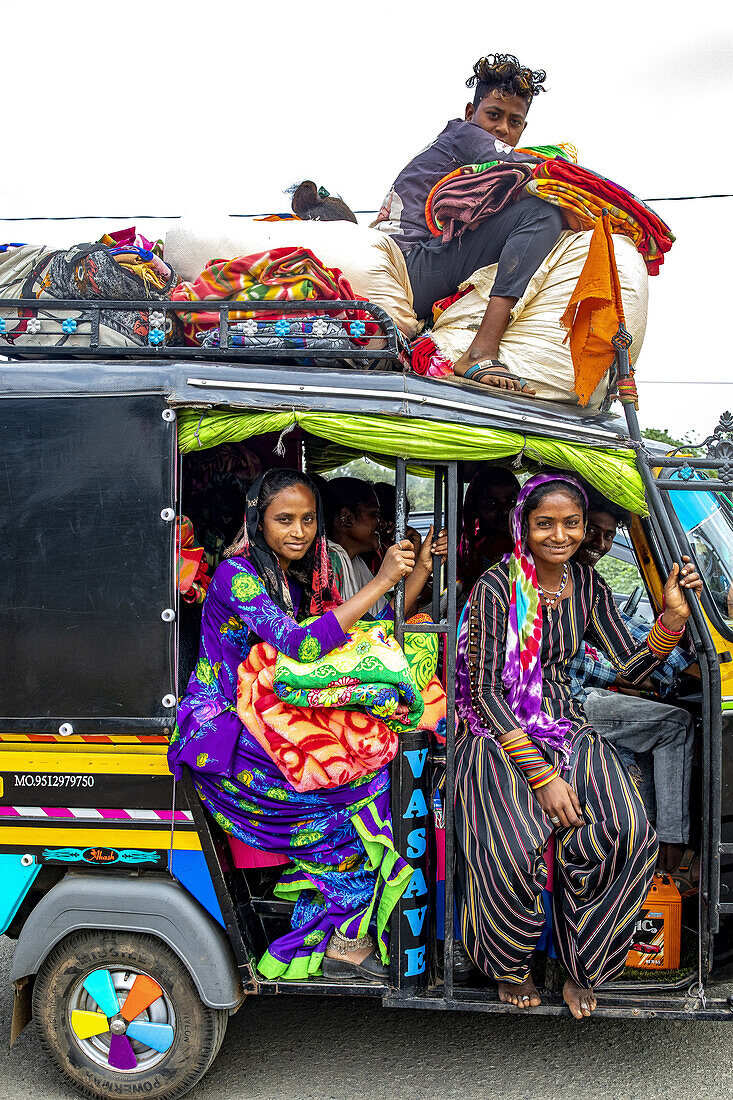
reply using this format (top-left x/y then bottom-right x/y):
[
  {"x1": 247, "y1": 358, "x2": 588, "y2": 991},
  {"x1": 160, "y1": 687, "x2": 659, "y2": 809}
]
[{"x1": 32, "y1": 929, "x2": 228, "y2": 1100}]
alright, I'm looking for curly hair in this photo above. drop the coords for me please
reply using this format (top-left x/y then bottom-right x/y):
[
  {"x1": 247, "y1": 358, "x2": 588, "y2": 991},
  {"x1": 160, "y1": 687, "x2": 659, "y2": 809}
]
[{"x1": 467, "y1": 53, "x2": 547, "y2": 108}]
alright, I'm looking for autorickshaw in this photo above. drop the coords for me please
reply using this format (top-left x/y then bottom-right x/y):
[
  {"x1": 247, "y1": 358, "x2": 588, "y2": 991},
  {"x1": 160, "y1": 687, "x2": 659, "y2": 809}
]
[{"x1": 1, "y1": 299, "x2": 733, "y2": 1100}]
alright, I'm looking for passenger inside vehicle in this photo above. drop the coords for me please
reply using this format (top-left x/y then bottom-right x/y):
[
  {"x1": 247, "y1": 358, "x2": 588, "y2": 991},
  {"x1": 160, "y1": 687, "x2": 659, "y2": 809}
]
[
  {"x1": 453, "y1": 472, "x2": 702, "y2": 1017},
  {"x1": 457, "y1": 466, "x2": 520, "y2": 598},
  {"x1": 373, "y1": 481, "x2": 423, "y2": 557},
  {"x1": 323, "y1": 476, "x2": 445, "y2": 617},
  {"x1": 570, "y1": 490, "x2": 699, "y2": 891},
  {"x1": 171, "y1": 467, "x2": 421, "y2": 981},
  {"x1": 373, "y1": 53, "x2": 561, "y2": 393}
]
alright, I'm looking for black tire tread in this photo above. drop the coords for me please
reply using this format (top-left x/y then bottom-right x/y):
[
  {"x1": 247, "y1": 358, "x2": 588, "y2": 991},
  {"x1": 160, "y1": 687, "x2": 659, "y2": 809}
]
[{"x1": 32, "y1": 929, "x2": 228, "y2": 1100}]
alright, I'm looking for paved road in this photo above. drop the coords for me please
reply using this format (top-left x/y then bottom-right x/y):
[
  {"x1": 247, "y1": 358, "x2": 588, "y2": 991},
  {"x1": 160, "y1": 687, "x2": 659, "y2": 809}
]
[{"x1": 2, "y1": 935, "x2": 732, "y2": 1100}]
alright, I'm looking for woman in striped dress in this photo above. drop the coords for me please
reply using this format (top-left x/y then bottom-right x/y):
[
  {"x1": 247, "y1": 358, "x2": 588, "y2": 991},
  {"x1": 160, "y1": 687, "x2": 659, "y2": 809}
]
[{"x1": 454, "y1": 473, "x2": 702, "y2": 1018}]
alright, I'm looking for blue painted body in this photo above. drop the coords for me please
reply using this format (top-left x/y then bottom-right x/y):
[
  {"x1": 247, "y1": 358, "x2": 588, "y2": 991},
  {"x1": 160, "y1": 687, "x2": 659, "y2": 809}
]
[
  {"x1": 168, "y1": 849, "x2": 225, "y2": 928},
  {"x1": 0, "y1": 854, "x2": 41, "y2": 934}
]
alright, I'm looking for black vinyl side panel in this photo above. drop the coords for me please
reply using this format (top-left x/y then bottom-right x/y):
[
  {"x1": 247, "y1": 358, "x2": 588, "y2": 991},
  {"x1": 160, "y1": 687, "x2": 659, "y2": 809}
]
[{"x1": 0, "y1": 396, "x2": 176, "y2": 729}]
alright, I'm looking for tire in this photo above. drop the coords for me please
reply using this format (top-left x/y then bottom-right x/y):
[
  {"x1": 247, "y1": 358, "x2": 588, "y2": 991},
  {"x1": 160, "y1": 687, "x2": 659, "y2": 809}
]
[{"x1": 32, "y1": 929, "x2": 228, "y2": 1100}]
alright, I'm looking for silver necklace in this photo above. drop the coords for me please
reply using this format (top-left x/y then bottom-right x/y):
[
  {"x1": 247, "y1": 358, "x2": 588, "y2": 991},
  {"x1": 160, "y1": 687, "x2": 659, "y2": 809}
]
[{"x1": 538, "y1": 562, "x2": 569, "y2": 608}]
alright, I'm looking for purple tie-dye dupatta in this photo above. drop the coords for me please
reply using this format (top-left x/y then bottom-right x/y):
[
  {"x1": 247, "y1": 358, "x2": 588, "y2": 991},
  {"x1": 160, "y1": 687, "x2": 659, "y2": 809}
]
[{"x1": 501, "y1": 473, "x2": 588, "y2": 764}]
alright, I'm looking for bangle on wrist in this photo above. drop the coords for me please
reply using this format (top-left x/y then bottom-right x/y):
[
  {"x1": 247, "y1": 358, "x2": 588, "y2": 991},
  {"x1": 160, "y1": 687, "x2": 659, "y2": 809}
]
[
  {"x1": 501, "y1": 732, "x2": 559, "y2": 790},
  {"x1": 659, "y1": 615, "x2": 685, "y2": 635},
  {"x1": 648, "y1": 616, "x2": 683, "y2": 660}
]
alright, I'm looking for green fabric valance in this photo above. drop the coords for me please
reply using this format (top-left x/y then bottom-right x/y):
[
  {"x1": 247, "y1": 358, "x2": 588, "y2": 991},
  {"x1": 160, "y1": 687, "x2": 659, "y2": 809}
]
[{"x1": 177, "y1": 407, "x2": 647, "y2": 515}]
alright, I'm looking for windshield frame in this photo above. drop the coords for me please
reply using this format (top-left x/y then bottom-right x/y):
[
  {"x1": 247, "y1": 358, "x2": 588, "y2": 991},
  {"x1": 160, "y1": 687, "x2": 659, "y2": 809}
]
[{"x1": 662, "y1": 479, "x2": 733, "y2": 644}]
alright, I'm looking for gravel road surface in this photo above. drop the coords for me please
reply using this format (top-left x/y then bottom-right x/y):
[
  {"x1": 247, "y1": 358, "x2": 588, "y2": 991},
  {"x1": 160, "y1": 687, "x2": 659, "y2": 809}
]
[{"x1": 2, "y1": 935, "x2": 732, "y2": 1100}]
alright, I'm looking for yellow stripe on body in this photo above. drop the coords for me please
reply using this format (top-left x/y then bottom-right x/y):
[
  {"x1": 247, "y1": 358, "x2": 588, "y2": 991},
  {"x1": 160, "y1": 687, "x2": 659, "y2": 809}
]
[
  {"x1": 0, "y1": 825, "x2": 202, "y2": 851},
  {"x1": 0, "y1": 735, "x2": 168, "y2": 744}
]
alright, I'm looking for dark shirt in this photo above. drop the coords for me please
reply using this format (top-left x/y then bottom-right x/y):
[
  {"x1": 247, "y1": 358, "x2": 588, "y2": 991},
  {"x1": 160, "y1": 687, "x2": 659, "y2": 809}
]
[{"x1": 372, "y1": 119, "x2": 538, "y2": 253}]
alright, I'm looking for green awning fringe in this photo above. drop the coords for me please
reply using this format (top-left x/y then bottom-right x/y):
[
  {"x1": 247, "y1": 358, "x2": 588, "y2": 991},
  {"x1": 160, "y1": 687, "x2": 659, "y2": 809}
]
[{"x1": 177, "y1": 407, "x2": 647, "y2": 515}]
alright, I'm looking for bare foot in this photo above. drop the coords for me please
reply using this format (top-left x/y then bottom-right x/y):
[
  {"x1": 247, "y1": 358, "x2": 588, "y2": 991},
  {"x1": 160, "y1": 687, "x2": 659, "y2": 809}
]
[
  {"x1": 563, "y1": 977, "x2": 597, "y2": 1019},
  {"x1": 498, "y1": 975, "x2": 542, "y2": 1009}
]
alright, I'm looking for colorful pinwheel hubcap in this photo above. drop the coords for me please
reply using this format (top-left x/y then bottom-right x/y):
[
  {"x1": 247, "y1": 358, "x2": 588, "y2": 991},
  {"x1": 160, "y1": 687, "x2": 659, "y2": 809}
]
[{"x1": 69, "y1": 967, "x2": 175, "y2": 1072}]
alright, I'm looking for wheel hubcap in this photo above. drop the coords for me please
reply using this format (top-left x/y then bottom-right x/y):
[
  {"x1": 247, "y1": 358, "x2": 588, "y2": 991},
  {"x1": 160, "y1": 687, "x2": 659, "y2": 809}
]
[{"x1": 69, "y1": 967, "x2": 176, "y2": 1073}]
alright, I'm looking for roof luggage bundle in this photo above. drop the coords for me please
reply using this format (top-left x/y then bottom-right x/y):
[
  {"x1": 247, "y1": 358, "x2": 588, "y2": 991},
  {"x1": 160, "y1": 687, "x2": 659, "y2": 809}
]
[{"x1": 412, "y1": 229, "x2": 648, "y2": 409}]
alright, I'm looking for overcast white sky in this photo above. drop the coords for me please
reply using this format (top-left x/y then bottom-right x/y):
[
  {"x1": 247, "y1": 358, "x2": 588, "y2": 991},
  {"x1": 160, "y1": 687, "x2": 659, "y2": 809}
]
[{"x1": 2, "y1": 0, "x2": 732, "y2": 441}]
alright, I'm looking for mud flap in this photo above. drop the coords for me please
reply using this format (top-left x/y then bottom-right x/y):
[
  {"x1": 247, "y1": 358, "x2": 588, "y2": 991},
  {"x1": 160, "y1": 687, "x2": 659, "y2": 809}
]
[{"x1": 10, "y1": 976, "x2": 32, "y2": 1048}]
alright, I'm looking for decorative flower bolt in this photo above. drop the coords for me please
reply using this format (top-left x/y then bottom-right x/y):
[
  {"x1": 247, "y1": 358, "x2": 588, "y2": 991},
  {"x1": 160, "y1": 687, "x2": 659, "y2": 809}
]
[
  {"x1": 0, "y1": 318, "x2": 6, "y2": 334},
  {"x1": 62, "y1": 317, "x2": 77, "y2": 335},
  {"x1": 311, "y1": 318, "x2": 329, "y2": 338},
  {"x1": 26, "y1": 317, "x2": 41, "y2": 334},
  {"x1": 240, "y1": 318, "x2": 258, "y2": 336},
  {"x1": 148, "y1": 328, "x2": 165, "y2": 346},
  {"x1": 349, "y1": 320, "x2": 366, "y2": 338},
  {"x1": 149, "y1": 310, "x2": 165, "y2": 328},
  {"x1": 274, "y1": 319, "x2": 290, "y2": 337}
]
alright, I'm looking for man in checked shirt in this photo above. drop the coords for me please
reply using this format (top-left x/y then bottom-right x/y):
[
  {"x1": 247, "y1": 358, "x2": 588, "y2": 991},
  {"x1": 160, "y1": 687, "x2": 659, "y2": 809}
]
[{"x1": 568, "y1": 489, "x2": 699, "y2": 893}]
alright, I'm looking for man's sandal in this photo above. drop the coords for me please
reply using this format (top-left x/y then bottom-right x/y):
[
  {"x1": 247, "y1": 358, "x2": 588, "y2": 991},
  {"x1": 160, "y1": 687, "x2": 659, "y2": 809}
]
[{"x1": 463, "y1": 360, "x2": 531, "y2": 391}]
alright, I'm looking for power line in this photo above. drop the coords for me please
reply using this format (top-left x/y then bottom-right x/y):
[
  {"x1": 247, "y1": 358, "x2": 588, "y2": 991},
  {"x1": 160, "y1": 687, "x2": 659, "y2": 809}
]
[
  {"x1": 1, "y1": 193, "x2": 732, "y2": 222},
  {"x1": 645, "y1": 194, "x2": 733, "y2": 202}
]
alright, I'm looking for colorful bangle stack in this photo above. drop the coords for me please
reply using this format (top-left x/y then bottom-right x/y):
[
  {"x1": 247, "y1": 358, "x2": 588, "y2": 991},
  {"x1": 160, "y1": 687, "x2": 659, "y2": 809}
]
[
  {"x1": 502, "y1": 732, "x2": 559, "y2": 790},
  {"x1": 647, "y1": 616, "x2": 684, "y2": 660}
]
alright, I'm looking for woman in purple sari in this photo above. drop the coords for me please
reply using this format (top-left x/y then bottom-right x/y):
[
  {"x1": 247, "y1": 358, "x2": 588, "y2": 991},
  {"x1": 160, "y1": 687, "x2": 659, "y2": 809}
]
[{"x1": 170, "y1": 468, "x2": 422, "y2": 982}]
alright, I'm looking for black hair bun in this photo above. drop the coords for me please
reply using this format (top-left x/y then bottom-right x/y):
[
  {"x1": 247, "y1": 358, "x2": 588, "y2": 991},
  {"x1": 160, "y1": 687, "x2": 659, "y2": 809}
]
[{"x1": 292, "y1": 181, "x2": 320, "y2": 217}]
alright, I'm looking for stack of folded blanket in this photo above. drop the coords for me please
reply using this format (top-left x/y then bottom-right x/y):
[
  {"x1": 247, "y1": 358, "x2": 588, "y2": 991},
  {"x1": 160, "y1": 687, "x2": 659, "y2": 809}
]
[
  {"x1": 171, "y1": 246, "x2": 376, "y2": 346},
  {"x1": 526, "y1": 160, "x2": 674, "y2": 274},
  {"x1": 423, "y1": 150, "x2": 673, "y2": 275},
  {"x1": 237, "y1": 618, "x2": 446, "y2": 792},
  {"x1": 426, "y1": 161, "x2": 534, "y2": 244}
]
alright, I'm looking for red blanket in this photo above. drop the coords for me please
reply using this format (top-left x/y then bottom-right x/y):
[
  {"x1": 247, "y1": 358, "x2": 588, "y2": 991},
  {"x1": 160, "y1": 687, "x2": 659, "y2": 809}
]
[{"x1": 237, "y1": 642, "x2": 446, "y2": 792}]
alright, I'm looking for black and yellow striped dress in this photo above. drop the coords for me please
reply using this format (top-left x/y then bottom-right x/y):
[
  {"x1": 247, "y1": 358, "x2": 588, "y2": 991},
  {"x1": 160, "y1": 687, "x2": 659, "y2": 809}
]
[{"x1": 454, "y1": 560, "x2": 660, "y2": 988}]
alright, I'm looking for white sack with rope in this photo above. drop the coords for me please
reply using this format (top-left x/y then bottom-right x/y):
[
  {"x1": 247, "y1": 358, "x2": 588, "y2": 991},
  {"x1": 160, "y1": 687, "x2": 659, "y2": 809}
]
[
  {"x1": 430, "y1": 230, "x2": 648, "y2": 408},
  {"x1": 165, "y1": 217, "x2": 419, "y2": 338}
]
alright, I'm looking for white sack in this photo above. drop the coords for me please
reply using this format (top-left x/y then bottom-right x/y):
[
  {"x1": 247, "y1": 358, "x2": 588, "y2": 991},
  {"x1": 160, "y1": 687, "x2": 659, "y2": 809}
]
[
  {"x1": 430, "y1": 231, "x2": 648, "y2": 409},
  {"x1": 165, "y1": 217, "x2": 419, "y2": 338}
]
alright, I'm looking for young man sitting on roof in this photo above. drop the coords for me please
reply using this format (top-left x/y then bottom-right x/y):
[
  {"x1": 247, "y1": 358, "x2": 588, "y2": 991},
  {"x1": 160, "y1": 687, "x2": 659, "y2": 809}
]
[{"x1": 372, "y1": 53, "x2": 563, "y2": 394}]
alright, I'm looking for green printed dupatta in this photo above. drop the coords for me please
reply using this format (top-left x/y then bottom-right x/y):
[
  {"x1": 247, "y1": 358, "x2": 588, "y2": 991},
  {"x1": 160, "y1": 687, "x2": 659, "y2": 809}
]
[{"x1": 273, "y1": 617, "x2": 439, "y2": 731}]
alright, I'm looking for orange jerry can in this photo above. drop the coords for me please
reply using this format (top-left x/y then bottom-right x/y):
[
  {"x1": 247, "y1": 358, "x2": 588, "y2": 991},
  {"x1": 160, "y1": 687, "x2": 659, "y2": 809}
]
[{"x1": 626, "y1": 874, "x2": 682, "y2": 970}]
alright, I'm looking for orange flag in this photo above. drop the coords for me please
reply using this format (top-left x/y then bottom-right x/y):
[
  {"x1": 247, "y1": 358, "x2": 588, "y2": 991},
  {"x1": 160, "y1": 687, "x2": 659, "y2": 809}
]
[{"x1": 561, "y1": 211, "x2": 626, "y2": 406}]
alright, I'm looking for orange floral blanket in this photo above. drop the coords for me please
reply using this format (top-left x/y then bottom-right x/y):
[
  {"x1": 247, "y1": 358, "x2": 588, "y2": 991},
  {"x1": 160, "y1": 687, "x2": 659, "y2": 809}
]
[{"x1": 237, "y1": 642, "x2": 446, "y2": 792}]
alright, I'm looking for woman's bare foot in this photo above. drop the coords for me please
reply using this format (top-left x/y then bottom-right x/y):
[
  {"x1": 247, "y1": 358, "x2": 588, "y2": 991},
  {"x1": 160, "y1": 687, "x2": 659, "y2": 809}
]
[
  {"x1": 498, "y1": 975, "x2": 541, "y2": 1009},
  {"x1": 563, "y1": 977, "x2": 597, "y2": 1019}
]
